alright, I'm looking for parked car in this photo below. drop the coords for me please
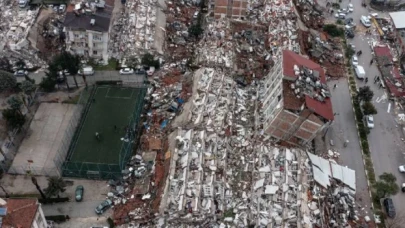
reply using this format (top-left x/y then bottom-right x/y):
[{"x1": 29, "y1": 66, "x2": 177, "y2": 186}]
[
  {"x1": 354, "y1": 65, "x2": 365, "y2": 80},
  {"x1": 59, "y1": 4, "x2": 66, "y2": 13},
  {"x1": 193, "y1": 11, "x2": 199, "y2": 19},
  {"x1": 14, "y1": 70, "x2": 28, "y2": 77},
  {"x1": 119, "y1": 68, "x2": 134, "y2": 75},
  {"x1": 78, "y1": 66, "x2": 94, "y2": 76},
  {"x1": 348, "y1": 3, "x2": 354, "y2": 12},
  {"x1": 383, "y1": 198, "x2": 396, "y2": 218},
  {"x1": 75, "y1": 185, "x2": 84, "y2": 202},
  {"x1": 402, "y1": 183, "x2": 405, "y2": 192},
  {"x1": 365, "y1": 115, "x2": 374, "y2": 128},
  {"x1": 360, "y1": 15, "x2": 372, "y2": 27},
  {"x1": 352, "y1": 56, "x2": 359, "y2": 65},
  {"x1": 345, "y1": 29, "x2": 355, "y2": 38},
  {"x1": 95, "y1": 199, "x2": 113, "y2": 214},
  {"x1": 399, "y1": 165, "x2": 405, "y2": 173}
]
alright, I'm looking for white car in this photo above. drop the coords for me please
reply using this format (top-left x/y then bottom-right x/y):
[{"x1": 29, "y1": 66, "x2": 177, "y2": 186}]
[
  {"x1": 14, "y1": 70, "x2": 28, "y2": 77},
  {"x1": 365, "y1": 115, "x2": 374, "y2": 128},
  {"x1": 120, "y1": 68, "x2": 134, "y2": 75},
  {"x1": 348, "y1": 4, "x2": 354, "y2": 12},
  {"x1": 399, "y1": 165, "x2": 405, "y2": 173},
  {"x1": 352, "y1": 56, "x2": 358, "y2": 65},
  {"x1": 360, "y1": 15, "x2": 372, "y2": 28}
]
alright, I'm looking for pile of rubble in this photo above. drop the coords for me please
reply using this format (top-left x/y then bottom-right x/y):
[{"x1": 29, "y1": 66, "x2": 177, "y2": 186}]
[
  {"x1": 294, "y1": 0, "x2": 325, "y2": 29},
  {"x1": 109, "y1": 0, "x2": 166, "y2": 60},
  {"x1": 0, "y1": 3, "x2": 46, "y2": 67}
]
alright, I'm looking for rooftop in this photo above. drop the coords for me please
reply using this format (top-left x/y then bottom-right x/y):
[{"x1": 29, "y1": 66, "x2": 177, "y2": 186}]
[
  {"x1": 63, "y1": 0, "x2": 114, "y2": 32},
  {"x1": 2, "y1": 198, "x2": 38, "y2": 228},
  {"x1": 389, "y1": 11, "x2": 405, "y2": 29},
  {"x1": 282, "y1": 50, "x2": 334, "y2": 121}
]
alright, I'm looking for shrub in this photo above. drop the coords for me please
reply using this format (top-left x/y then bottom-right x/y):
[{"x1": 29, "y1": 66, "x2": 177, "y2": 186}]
[{"x1": 323, "y1": 24, "x2": 344, "y2": 37}]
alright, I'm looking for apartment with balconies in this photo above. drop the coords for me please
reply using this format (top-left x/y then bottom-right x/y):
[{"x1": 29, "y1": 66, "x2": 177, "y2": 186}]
[
  {"x1": 63, "y1": 0, "x2": 113, "y2": 64},
  {"x1": 261, "y1": 50, "x2": 334, "y2": 146}
]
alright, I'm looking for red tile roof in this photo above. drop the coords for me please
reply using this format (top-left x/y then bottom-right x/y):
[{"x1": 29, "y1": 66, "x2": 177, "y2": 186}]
[
  {"x1": 373, "y1": 45, "x2": 392, "y2": 58},
  {"x1": 282, "y1": 50, "x2": 334, "y2": 121},
  {"x1": 282, "y1": 50, "x2": 326, "y2": 83},
  {"x1": 2, "y1": 199, "x2": 38, "y2": 228}
]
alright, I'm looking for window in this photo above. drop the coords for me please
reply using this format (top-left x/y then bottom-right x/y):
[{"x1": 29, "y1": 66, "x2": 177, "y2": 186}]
[
  {"x1": 93, "y1": 50, "x2": 98, "y2": 55},
  {"x1": 74, "y1": 34, "x2": 79, "y2": 38},
  {"x1": 93, "y1": 35, "x2": 102, "y2": 41}
]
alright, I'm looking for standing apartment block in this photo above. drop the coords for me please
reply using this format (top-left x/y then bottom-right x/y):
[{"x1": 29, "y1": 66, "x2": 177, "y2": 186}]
[
  {"x1": 261, "y1": 50, "x2": 334, "y2": 146},
  {"x1": 63, "y1": 0, "x2": 113, "y2": 65}
]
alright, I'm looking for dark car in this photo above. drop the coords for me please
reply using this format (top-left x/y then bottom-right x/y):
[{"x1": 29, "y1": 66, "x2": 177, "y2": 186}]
[
  {"x1": 383, "y1": 198, "x2": 396, "y2": 218},
  {"x1": 14, "y1": 70, "x2": 28, "y2": 77},
  {"x1": 95, "y1": 199, "x2": 113, "y2": 214},
  {"x1": 75, "y1": 185, "x2": 84, "y2": 202}
]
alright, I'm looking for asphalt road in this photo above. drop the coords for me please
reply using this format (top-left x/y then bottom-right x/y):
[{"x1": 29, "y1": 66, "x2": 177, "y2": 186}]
[
  {"x1": 321, "y1": 0, "x2": 405, "y2": 217},
  {"x1": 42, "y1": 199, "x2": 112, "y2": 219}
]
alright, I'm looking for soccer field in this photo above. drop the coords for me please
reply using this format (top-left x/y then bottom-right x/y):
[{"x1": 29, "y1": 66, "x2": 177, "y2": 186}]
[{"x1": 69, "y1": 86, "x2": 143, "y2": 164}]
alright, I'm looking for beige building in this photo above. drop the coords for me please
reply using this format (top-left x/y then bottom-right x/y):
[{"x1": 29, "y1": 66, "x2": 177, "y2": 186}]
[
  {"x1": 64, "y1": 0, "x2": 113, "y2": 65},
  {"x1": 262, "y1": 50, "x2": 334, "y2": 146}
]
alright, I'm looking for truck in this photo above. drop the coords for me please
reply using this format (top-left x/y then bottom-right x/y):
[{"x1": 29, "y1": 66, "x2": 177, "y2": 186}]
[{"x1": 355, "y1": 65, "x2": 365, "y2": 80}]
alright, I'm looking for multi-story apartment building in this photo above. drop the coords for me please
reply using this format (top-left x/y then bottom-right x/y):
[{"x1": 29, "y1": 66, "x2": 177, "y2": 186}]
[
  {"x1": 63, "y1": 0, "x2": 113, "y2": 65},
  {"x1": 262, "y1": 50, "x2": 334, "y2": 146},
  {"x1": 1, "y1": 198, "x2": 47, "y2": 228}
]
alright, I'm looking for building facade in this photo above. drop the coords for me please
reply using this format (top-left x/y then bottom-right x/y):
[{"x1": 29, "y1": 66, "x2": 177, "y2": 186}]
[
  {"x1": 63, "y1": 0, "x2": 113, "y2": 65},
  {"x1": 389, "y1": 11, "x2": 405, "y2": 58},
  {"x1": 261, "y1": 50, "x2": 334, "y2": 146},
  {"x1": 1, "y1": 198, "x2": 47, "y2": 228}
]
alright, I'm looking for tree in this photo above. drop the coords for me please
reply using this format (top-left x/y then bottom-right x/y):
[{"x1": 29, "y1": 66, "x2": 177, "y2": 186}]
[
  {"x1": 55, "y1": 52, "x2": 81, "y2": 88},
  {"x1": 39, "y1": 71, "x2": 57, "y2": 92},
  {"x1": 20, "y1": 80, "x2": 36, "y2": 100},
  {"x1": 7, "y1": 95, "x2": 23, "y2": 114},
  {"x1": 374, "y1": 172, "x2": 399, "y2": 199},
  {"x1": 0, "y1": 57, "x2": 13, "y2": 73},
  {"x1": 323, "y1": 24, "x2": 344, "y2": 37},
  {"x1": 141, "y1": 53, "x2": 160, "y2": 69},
  {"x1": 189, "y1": 24, "x2": 204, "y2": 38},
  {"x1": 362, "y1": 102, "x2": 378, "y2": 115},
  {"x1": 2, "y1": 109, "x2": 25, "y2": 130},
  {"x1": 357, "y1": 86, "x2": 374, "y2": 102},
  {"x1": 0, "y1": 70, "x2": 17, "y2": 92},
  {"x1": 44, "y1": 176, "x2": 66, "y2": 198},
  {"x1": 31, "y1": 176, "x2": 46, "y2": 199}
]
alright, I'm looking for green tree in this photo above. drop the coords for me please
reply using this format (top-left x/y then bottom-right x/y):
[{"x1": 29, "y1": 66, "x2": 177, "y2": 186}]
[
  {"x1": 357, "y1": 86, "x2": 374, "y2": 102},
  {"x1": 39, "y1": 71, "x2": 57, "y2": 92},
  {"x1": 44, "y1": 176, "x2": 66, "y2": 198},
  {"x1": 362, "y1": 102, "x2": 378, "y2": 115},
  {"x1": 374, "y1": 172, "x2": 399, "y2": 199},
  {"x1": 55, "y1": 52, "x2": 81, "y2": 88},
  {"x1": 0, "y1": 70, "x2": 17, "y2": 92},
  {"x1": 7, "y1": 95, "x2": 23, "y2": 114},
  {"x1": 31, "y1": 176, "x2": 46, "y2": 199},
  {"x1": 189, "y1": 24, "x2": 204, "y2": 38},
  {"x1": 323, "y1": 24, "x2": 344, "y2": 37},
  {"x1": 141, "y1": 53, "x2": 160, "y2": 69},
  {"x1": 2, "y1": 109, "x2": 25, "y2": 130},
  {"x1": 20, "y1": 80, "x2": 36, "y2": 100},
  {"x1": 0, "y1": 57, "x2": 13, "y2": 73}
]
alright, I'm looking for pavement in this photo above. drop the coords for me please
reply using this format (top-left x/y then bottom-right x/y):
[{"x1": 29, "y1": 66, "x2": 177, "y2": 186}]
[
  {"x1": 321, "y1": 0, "x2": 405, "y2": 217},
  {"x1": 20, "y1": 70, "x2": 145, "y2": 86}
]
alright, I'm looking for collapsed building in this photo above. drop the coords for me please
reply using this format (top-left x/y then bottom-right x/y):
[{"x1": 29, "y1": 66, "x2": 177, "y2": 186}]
[{"x1": 261, "y1": 50, "x2": 334, "y2": 146}]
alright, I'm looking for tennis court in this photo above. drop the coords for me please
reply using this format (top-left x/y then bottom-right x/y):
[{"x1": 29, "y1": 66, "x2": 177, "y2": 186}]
[{"x1": 69, "y1": 86, "x2": 143, "y2": 164}]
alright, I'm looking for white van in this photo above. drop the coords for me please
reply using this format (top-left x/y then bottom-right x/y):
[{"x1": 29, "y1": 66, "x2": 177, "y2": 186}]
[
  {"x1": 78, "y1": 66, "x2": 94, "y2": 76},
  {"x1": 355, "y1": 65, "x2": 366, "y2": 79},
  {"x1": 360, "y1": 15, "x2": 371, "y2": 27}
]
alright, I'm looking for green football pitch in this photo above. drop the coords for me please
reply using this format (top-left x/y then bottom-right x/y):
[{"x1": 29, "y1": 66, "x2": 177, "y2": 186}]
[{"x1": 69, "y1": 86, "x2": 143, "y2": 164}]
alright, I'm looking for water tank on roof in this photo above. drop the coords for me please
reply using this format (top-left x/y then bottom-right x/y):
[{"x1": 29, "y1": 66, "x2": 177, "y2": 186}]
[
  {"x1": 294, "y1": 65, "x2": 299, "y2": 71},
  {"x1": 295, "y1": 70, "x2": 300, "y2": 75},
  {"x1": 290, "y1": 83, "x2": 295, "y2": 89},
  {"x1": 315, "y1": 80, "x2": 321, "y2": 87},
  {"x1": 306, "y1": 77, "x2": 311, "y2": 83}
]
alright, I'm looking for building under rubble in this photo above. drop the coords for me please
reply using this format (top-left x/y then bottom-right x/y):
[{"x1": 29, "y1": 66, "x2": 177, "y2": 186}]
[
  {"x1": 63, "y1": 0, "x2": 112, "y2": 64},
  {"x1": 211, "y1": 0, "x2": 248, "y2": 19},
  {"x1": 261, "y1": 50, "x2": 334, "y2": 146}
]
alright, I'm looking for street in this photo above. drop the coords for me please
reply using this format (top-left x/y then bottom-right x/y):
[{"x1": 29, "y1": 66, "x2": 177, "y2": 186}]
[{"x1": 320, "y1": 0, "x2": 405, "y2": 217}]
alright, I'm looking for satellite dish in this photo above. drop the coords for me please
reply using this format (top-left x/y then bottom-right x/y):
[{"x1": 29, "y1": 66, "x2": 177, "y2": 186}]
[{"x1": 0, "y1": 198, "x2": 6, "y2": 206}]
